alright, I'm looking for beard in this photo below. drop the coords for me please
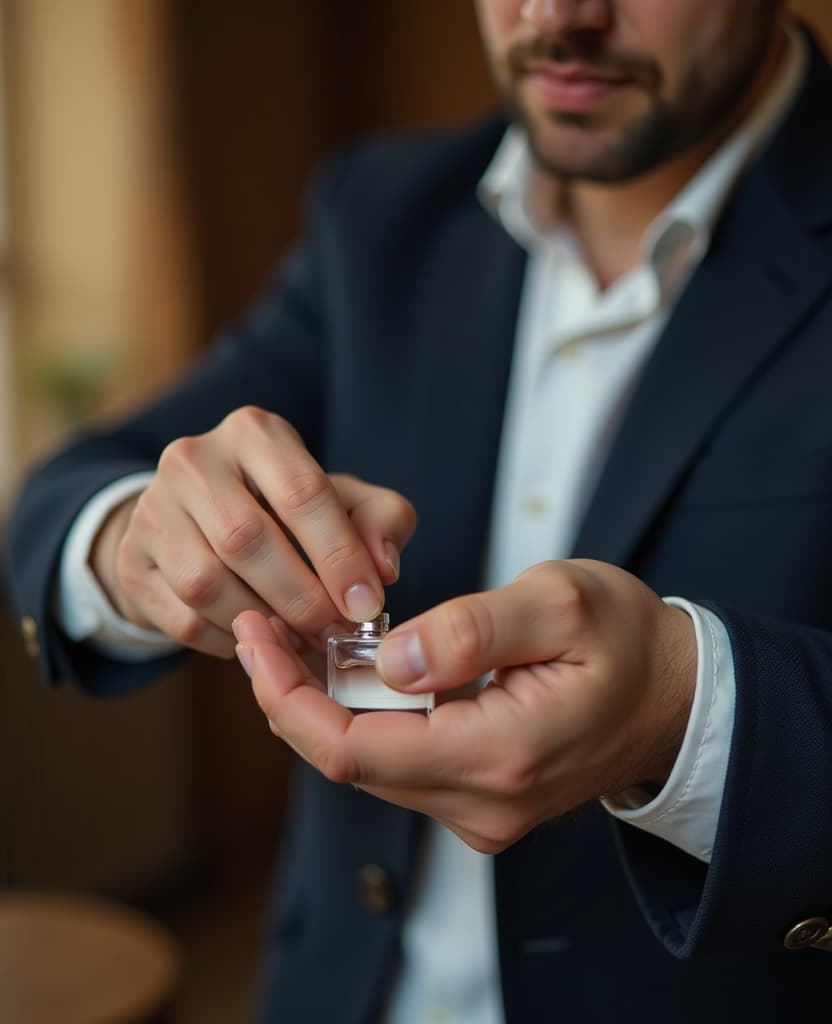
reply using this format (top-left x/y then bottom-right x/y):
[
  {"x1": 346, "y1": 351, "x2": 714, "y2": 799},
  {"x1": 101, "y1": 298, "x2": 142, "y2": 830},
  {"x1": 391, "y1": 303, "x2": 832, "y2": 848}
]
[{"x1": 502, "y1": 12, "x2": 781, "y2": 183}]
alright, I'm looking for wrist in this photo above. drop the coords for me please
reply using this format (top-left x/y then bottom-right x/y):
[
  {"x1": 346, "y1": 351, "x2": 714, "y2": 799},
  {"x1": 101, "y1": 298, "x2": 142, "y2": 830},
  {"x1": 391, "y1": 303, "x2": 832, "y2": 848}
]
[
  {"x1": 88, "y1": 496, "x2": 140, "y2": 623},
  {"x1": 603, "y1": 602, "x2": 733, "y2": 863},
  {"x1": 639, "y1": 604, "x2": 698, "y2": 788}
]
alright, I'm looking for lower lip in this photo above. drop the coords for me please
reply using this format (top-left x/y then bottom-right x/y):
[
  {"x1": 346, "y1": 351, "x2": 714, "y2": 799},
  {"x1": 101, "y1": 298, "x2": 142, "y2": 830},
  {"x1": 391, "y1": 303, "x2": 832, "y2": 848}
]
[{"x1": 526, "y1": 71, "x2": 629, "y2": 112}]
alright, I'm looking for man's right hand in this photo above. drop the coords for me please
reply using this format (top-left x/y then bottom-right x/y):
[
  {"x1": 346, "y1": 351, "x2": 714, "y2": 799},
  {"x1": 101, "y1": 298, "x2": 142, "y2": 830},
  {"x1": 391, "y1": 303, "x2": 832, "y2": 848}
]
[{"x1": 88, "y1": 406, "x2": 416, "y2": 658}]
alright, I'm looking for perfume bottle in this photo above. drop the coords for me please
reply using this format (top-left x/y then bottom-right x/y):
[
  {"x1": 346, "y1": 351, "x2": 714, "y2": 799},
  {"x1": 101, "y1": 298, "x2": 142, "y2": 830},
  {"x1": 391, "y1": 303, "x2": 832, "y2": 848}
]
[{"x1": 327, "y1": 614, "x2": 435, "y2": 713}]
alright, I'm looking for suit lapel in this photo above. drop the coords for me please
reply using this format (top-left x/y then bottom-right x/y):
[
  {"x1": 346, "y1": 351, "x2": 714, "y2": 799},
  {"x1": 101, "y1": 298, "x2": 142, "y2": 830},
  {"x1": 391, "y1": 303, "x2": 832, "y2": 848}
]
[
  {"x1": 407, "y1": 196, "x2": 526, "y2": 611},
  {"x1": 571, "y1": 30, "x2": 832, "y2": 567},
  {"x1": 571, "y1": 169, "x2": 832, "y2": 566}
]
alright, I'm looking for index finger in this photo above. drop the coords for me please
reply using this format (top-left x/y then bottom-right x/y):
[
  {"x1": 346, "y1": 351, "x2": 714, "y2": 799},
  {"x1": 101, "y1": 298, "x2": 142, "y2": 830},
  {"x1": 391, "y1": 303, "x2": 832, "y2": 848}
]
[
  {"x1": 256, "y1": 457, "x2": 384, "y2": 624},
  {"x1": 226, "y1": 409, "x2": 387, "y2": 624}
]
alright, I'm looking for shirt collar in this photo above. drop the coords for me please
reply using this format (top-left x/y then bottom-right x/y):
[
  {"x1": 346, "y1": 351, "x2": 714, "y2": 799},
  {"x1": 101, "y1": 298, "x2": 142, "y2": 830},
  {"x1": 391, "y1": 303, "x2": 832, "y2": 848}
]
[{"x1": 479, "y1": 23, "x2": 807, "y2": 295}]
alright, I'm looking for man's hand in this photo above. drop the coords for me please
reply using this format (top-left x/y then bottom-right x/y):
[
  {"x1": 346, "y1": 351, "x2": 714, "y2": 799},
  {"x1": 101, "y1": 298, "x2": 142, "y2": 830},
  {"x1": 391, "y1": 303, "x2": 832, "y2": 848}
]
[
  {"x1": 233, "y1": 559, "x2": 697, "y2": 853},
  {"x1": 88, "y1": 406, "x2": 416, "y2": 658}
]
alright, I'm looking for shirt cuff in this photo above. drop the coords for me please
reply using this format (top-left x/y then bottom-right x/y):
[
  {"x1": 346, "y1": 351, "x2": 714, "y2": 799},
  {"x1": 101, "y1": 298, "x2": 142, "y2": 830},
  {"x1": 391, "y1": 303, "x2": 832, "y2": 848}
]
[
  {"x1": 54, "y1": 472, "x2": 183, "y2": 662},
  {"x1": 601, "y1": 598, "x2": 736, "y2": 863}
]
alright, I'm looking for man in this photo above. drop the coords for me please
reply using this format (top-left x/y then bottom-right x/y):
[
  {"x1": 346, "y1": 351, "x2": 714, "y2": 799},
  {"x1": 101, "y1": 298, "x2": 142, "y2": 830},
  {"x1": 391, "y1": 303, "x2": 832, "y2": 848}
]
[{"x1": 6, "y1": 0, "x2": 832, "y2": 1020}]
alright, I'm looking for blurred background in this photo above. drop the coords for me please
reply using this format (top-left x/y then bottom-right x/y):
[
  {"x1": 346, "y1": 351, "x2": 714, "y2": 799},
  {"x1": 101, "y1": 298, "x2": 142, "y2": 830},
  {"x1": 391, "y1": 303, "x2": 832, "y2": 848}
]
[{"x1": 0, "y1": 2, "x2": 829, "y2": 1021}]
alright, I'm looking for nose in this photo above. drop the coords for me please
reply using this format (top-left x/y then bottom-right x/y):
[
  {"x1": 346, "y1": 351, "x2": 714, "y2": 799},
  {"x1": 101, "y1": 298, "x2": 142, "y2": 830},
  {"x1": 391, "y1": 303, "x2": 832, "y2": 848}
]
[{"x1": 519, "y1": 0, "x2": 611, "y2": 33}]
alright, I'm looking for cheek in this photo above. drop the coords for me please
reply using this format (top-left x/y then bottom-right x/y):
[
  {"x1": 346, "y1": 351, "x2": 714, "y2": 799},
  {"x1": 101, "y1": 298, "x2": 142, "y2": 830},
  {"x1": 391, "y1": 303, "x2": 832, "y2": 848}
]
[
  {"x1": 624, "y1": 0, "x2": 716, "y2": 42},
  {"x1": 625, "y1": 4, "x2": 746, "y2": 93},
  {"x1": 476, "y1": 0, "x2": 520, "y2": 50}
]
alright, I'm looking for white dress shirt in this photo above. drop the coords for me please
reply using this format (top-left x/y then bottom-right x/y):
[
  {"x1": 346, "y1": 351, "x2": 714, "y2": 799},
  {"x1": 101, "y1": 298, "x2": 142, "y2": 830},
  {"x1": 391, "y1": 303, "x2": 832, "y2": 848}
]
[
  {"x1": 55, "y1": 26, "x2": 805, "y2": 1024},
  {"x1": 387, "y1": 26, "x2": 805, "y2": 1024}
]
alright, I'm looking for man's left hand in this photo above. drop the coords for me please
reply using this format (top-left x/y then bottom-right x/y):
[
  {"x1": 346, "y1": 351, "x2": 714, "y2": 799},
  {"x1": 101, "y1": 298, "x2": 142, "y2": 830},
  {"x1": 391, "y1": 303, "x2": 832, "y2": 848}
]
[{"x1": 233, "y1": 559, "x2": 697, "y2": 853}]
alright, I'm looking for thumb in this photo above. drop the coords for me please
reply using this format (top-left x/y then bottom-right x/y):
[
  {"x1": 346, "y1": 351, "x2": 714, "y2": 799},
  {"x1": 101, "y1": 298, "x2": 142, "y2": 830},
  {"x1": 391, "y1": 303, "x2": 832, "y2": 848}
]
[{"x1": 376, "y1": 565, "x2": 579, "y2": 692}]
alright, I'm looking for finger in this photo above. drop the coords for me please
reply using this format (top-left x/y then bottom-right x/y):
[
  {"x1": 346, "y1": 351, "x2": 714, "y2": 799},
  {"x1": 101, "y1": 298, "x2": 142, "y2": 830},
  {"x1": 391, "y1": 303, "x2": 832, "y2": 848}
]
[
  {"x1": 234, "y1": 608, "x2": 290, "y2": 645},
  {"x1": 375, "y1": 564, "x2": 583, "y2": 692},
  {"x1": 223, "y1": 414, "x2": 387, "y2": 622},
  {"x1": 119, "y1": 557, "x2": 237, "y2": 658},
  {"x1": 238, "y1": 614, "x2": 360, "y2": 760},
  {"x1": 167, "y1": 460, "x2": 349, "y2": 642},
  {"x1": 158, "y1": 419, "x2": 378, "y2": 639},
  {"x1": 118, "y1": 503, "x2": 235, "y2": 656},
  {"x1": 267, "y1": 615, "x2": 304, "y2": 651},
  {"x1": 142, "y1": 500, "x2": 278, "y2": 632},
  {"x1": 343, "y1": 682, "x2": 535, "y2": 790},
  {"x1": 330, "y1": 474, "x2": 417, "y2": 586}
]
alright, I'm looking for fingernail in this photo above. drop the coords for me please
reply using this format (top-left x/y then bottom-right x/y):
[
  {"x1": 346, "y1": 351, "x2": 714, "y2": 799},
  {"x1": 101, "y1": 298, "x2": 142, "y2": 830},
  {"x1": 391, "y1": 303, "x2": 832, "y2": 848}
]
[
  {"x1": 232, "y1": 616, "x2": 243, "y2": 642},
  {"x1": 344, "y1": 583, "x2": 383, "y2": 623},
  {"x1": 384, "y1": 541, "x2": 400, "y2": 581},
  {"x1": 236, "y1": 643, "x2": 254, "y2": 678},
  {"x1": 376, "y1": 631, "x2": 426, "y2": 688}
]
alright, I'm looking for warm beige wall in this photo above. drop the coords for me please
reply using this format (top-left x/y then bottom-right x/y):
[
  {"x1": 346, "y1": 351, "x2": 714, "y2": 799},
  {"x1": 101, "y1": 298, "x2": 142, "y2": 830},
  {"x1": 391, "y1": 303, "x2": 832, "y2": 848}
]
[
  {"x1": 1, "y1": 0, "x2": 198, "y2": 899},
  {"x1": 0, "y1": 2, "x2": 13, "y2": 509},
  {"x1": 5, "y1": 0, "x2": 196, "y2": 483}
]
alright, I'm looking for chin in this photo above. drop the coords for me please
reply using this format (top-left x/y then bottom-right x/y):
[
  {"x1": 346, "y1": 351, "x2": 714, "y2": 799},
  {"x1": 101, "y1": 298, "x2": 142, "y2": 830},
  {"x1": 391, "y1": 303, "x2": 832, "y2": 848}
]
[
  {"x1": 522, "y1": 102, "x2": 672, "y2": 183},
  {"x1": 525, "y1": 123, "x2": 616, "y2": 179}
]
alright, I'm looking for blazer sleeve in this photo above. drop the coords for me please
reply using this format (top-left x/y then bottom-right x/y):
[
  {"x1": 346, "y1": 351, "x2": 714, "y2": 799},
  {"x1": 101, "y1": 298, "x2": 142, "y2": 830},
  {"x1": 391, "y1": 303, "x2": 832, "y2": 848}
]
[
  {"x1": 2, "y1": 155, "x2": 350, "y2": 696},
  {"x1": 614, "y1": 601, "x2": 832, "y2": 958}
]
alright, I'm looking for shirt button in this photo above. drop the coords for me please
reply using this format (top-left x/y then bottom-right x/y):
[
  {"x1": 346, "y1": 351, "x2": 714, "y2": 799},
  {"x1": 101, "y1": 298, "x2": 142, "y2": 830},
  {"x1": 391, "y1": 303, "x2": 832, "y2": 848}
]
[
  {"x1": 356, "y1": 864, "x2": 395, "y2": 914},
  {"x1": 524, "y1": 496, "x2": 548, "y2": 518}
]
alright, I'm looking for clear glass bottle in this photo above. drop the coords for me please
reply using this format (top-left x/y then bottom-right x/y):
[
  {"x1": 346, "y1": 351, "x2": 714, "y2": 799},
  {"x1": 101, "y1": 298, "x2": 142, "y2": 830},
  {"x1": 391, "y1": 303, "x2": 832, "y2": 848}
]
[{"x1": 327, "y1": 613, "x2": 434, "y2": 712}]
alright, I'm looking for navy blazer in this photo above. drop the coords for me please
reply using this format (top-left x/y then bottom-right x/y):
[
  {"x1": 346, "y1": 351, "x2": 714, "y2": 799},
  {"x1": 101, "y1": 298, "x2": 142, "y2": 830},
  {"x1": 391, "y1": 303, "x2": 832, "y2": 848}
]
[{"x1": 5, "y1": 30, "x2": 832, "y2": 1024}]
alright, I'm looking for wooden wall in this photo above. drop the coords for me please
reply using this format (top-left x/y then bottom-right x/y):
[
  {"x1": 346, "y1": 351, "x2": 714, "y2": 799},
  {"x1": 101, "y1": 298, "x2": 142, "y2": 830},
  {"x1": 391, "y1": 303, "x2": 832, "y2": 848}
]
[{"x1": 167, "y1": 1, "x2": 494, "y2": 334}]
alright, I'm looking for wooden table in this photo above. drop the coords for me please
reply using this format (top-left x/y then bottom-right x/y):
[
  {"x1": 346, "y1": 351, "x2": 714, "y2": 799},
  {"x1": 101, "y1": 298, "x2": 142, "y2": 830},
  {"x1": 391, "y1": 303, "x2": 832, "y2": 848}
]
[{"x1": 0, "y1": 889, "x2": 180, "y2": 1023}]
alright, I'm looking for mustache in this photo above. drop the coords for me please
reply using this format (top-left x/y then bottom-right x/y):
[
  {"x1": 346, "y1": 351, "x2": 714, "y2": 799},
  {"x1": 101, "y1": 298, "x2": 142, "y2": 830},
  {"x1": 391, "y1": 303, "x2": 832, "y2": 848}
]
[{"x1": 507, "y1": 32, "x2": 660, "y2": 89}]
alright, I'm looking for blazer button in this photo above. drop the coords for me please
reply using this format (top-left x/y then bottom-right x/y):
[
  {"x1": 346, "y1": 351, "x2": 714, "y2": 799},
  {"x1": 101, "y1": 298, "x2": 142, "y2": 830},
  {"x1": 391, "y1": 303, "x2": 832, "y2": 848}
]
[
  {"x1": 20, "y1": 616, "x2": 40, "y2": 660},
  {"x1": 357, "y1": 865, "x2": 395, "y2": 915},
  {"x1": 784, "y1": 917, "x2": 831, "y2": 949}
]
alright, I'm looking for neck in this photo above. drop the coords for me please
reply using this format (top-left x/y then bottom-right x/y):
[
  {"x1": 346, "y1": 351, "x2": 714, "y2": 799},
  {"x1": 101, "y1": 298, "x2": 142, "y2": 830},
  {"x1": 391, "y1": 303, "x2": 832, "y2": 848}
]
[{"x1": 530, "y1": 28, "x2": 789, "y2": 289}]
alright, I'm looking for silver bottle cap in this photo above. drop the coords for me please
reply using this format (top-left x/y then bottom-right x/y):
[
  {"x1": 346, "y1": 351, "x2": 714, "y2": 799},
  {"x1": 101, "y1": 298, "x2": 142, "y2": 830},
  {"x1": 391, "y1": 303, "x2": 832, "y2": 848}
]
[{"x1": 356, "y1": 613, "x2": 390, "y2": 636}]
